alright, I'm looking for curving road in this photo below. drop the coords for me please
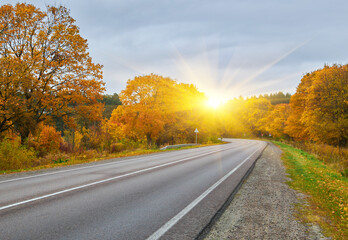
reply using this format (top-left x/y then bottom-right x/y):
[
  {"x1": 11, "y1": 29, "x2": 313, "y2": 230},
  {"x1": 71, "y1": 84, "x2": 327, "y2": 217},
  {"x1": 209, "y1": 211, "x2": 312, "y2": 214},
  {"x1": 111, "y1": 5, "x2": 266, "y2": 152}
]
[{"x1": 0, "y1": 139, "x2": 266, "y2": 240}]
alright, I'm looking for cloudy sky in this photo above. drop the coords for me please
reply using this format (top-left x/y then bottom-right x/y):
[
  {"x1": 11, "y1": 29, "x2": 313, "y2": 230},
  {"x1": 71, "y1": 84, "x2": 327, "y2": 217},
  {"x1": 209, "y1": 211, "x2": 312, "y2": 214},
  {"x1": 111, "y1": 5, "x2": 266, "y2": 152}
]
[{"x1": 3, "y1": 0, "x2": 348, "y2": 100}]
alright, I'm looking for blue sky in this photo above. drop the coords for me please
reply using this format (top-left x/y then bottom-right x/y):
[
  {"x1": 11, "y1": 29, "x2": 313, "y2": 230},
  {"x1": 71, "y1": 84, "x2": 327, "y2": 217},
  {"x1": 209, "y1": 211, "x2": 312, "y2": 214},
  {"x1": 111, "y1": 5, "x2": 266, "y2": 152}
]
[{"x1": 3, "y1": 0, "x2": 348, "y2": 100}]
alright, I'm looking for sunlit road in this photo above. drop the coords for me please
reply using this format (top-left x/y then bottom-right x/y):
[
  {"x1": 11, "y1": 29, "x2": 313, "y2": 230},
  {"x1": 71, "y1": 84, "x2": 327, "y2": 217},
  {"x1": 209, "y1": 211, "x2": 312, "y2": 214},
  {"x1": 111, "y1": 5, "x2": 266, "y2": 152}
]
[{"x1": 0, "y1": 139, "x2": 266, "y2": 240}]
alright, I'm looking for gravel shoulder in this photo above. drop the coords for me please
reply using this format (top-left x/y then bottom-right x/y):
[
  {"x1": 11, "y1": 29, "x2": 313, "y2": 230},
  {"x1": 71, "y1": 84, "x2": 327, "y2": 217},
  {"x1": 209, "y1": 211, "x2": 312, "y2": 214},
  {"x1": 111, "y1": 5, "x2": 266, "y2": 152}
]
[{"x1": 203, "y1": 142, "x2": 329, "y2": 240}]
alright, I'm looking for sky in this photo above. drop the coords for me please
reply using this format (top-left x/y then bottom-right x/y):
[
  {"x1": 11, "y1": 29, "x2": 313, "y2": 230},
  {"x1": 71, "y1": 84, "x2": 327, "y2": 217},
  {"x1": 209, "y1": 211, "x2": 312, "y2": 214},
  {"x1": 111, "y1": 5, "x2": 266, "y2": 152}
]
[{"x1": 3, "y1": 0, "x2": 348, "y2": 101}]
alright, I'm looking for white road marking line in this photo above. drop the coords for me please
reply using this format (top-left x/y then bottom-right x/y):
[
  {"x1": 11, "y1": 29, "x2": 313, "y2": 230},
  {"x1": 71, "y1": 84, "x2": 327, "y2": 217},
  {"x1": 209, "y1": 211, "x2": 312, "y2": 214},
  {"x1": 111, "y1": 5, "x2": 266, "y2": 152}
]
[
  {"x1": 146, "y1": 145, "x2": 265, "y2": 240},
  {"x1": 0, "y1": 144, "x2": 233, "y2": 184},
  {"x1": 0, "y1": 145, "x2": 239, "y2": 211},
  {"x1": 0, "y1": 154, "x2": 164, "y2": 184}
]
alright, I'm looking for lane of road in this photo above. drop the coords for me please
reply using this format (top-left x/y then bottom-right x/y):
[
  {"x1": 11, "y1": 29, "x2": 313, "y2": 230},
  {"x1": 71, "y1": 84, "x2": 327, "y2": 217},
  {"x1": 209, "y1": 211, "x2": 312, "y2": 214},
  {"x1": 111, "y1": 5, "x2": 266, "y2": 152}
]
[{"x1": 0, "y1": 139, "x2": 266, "y2": 240}]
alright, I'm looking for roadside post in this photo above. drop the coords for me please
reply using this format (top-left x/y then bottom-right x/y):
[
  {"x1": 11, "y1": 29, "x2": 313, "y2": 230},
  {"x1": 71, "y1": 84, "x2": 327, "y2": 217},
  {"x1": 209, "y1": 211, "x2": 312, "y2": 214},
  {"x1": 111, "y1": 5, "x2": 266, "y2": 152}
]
[{"x1": 194, "y1": 128, "x2": 199, "y2": 144}]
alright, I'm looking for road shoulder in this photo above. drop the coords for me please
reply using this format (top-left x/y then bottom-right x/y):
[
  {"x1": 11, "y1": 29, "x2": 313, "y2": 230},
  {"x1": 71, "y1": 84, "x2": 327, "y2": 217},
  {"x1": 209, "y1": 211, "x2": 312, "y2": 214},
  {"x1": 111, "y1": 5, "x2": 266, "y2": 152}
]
[{"x1": 203, "y1": 142, "x2": 328, "y2": 239}]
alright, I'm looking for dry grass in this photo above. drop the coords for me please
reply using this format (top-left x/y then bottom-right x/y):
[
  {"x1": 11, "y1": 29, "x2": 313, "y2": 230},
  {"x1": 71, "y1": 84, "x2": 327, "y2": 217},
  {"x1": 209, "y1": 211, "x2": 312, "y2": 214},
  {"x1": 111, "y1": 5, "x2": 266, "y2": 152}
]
[
  {"x1": 282, "y1": 140, "x2": 348, "y2": 177},
  {"x1": 0, "y1": 142, "x2": 225, "y2": 174}
]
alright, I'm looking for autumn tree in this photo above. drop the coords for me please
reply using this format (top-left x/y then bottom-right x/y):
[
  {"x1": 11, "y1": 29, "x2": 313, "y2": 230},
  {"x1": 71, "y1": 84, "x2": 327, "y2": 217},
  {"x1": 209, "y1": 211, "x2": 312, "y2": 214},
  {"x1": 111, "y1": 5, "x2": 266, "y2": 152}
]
[
  {"x1": 0, "y1": 3, "x2": 104, "y2": 143},
  {"x1": 284, "y1": 73, "x2": 313, "y2": 141},
  {"x1": 286, "y1": 64, "x2": 348, "y2": 146},
  {"x1": 303, "y1": 65, "x2": 348, "y2": 146},
  {"x1": 220, "y1": 97, "x2": 250, "y2": 138},
  {"x1": 261, "y1": 103, "x2": 290, "y2": 139},
  {"x1": 241, "y1": 97, "x2": 272, "y2": 136},
  {"x1": 116, "y1": 74, "x2": 177, "y2": 146},
  {"x1": 156, "y1": 83, "x2": 206, "y2": 145},
  {"x1": 110, "y1": 74, "x2": 206, "y2": 146}
]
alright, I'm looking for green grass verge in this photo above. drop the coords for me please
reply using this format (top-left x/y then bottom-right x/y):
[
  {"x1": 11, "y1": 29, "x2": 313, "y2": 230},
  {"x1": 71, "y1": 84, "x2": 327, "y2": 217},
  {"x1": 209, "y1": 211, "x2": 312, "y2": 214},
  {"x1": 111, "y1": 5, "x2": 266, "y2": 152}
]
[
  {"x1": 0, "y1": 142, "x2": 225, "y2": 175},
  {"x1": 273, "y1": 141, "x2": 348, "y2": 240}
]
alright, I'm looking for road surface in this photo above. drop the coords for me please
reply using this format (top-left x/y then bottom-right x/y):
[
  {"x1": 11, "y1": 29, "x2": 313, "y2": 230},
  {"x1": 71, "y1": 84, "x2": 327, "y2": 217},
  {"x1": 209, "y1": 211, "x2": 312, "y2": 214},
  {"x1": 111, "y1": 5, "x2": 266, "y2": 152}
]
[{"x1": 0, "y1": 139, "x2": 266, "y2": 240}]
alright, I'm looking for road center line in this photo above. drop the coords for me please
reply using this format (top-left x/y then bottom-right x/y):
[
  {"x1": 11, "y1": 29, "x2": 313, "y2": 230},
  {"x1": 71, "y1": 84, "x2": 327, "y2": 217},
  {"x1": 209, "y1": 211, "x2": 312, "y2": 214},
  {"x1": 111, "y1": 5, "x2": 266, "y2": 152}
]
[
  {"x1": 146, "y1": 144, "x2": 265, "y2": 240},
  {"x1": 0, "y1": 144, "x2": 240, "y2": 211}
]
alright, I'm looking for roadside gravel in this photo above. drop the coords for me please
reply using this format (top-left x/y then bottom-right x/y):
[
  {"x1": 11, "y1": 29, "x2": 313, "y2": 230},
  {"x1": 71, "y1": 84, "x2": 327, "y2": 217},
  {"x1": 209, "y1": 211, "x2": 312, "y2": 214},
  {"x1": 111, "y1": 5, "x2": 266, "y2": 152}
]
[{"x1": 203, "y1": 142, "x2": 329, "y2": 240}]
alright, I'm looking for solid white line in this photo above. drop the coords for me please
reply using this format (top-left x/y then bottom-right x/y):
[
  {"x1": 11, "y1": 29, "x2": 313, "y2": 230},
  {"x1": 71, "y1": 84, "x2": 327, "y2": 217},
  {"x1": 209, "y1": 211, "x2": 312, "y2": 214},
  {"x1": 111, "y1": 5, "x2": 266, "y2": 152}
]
[
  {"x1": 0, "y1": 145, "x2": 237, "y2": 211},
  {"x1": 0, "y1": 144, "x2": 233, "y2": 184},
  {"x1": 146, "y1": 145, "x2": 264, "y2": 240}
]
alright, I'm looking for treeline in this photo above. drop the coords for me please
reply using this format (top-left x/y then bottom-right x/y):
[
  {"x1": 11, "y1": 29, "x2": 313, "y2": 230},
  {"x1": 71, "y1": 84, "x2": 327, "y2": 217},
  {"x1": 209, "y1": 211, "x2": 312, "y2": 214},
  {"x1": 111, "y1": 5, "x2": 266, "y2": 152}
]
[
  {"x1": 218, "y1": 65, "x2": 347, "y2": 148},
  {"x1": 0, "y1": 4, "x2": 347, "y2": 173},
  {"x1": 258, "y1": 92, "x2": 291, "y2": 105}
]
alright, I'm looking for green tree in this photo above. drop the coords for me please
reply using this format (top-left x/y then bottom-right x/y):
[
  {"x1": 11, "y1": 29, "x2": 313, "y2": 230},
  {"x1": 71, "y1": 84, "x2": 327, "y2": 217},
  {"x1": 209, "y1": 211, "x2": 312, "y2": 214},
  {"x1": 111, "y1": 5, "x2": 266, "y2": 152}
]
[{"x1": 101, "y1": 93, "x2": 122, "y2": 119}]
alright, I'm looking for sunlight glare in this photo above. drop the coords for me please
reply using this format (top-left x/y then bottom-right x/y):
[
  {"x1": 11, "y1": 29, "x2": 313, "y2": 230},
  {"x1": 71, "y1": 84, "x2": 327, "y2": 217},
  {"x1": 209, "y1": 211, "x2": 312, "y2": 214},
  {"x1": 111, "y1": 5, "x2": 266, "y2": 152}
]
[{"x1": 206, "y1": 98, "x2": 222, "y2": 109}]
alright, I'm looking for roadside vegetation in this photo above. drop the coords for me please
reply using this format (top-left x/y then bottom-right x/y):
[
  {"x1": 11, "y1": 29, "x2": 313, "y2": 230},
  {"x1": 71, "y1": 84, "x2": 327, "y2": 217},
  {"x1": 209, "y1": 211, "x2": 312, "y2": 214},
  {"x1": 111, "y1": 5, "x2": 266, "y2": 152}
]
[
  {"x1": 0, "y1": 5, "x2": 347, "y2": 229},
  {"x1": 0, "y1": 139, "x2": 223, "y2": 174},
  {"x1": 274, "y1": 141, "x2": 347, "y2": 240}
]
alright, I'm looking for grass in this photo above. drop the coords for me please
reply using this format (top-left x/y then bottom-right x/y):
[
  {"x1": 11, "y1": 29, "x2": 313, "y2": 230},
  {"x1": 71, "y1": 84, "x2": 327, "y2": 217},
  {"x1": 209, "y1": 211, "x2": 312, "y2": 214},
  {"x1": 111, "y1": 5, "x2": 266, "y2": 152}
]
[
  {"x1": 273, "y1": 141, "x2": 348, "y2": 240},
  {"x1": 0, "y1": 142, "x2": 225, "y2": 175},
  {"x1": 282, "y1": 140, "x2": 348, "y2": 177}
]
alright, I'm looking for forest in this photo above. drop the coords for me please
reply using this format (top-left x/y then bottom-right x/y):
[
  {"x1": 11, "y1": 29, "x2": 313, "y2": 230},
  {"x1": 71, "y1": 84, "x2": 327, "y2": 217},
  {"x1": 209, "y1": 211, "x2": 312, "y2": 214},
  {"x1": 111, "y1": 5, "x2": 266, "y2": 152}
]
[{"x1": 0, "y1": 4, "x2": 347, "y2": 175}]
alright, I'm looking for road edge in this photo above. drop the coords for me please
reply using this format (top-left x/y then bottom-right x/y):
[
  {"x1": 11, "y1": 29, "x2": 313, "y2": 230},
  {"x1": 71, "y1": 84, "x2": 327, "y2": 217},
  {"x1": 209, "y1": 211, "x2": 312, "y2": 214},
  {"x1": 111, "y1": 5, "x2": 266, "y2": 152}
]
[{"x1": 195, "y1": 141, "x2": 268, "y2": 240}]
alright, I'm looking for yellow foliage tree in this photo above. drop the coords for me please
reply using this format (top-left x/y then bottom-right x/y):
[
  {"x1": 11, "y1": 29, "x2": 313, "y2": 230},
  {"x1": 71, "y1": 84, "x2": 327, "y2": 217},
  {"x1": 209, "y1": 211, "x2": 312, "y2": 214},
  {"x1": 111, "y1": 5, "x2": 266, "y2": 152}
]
[
  {"x1": 285, "y1": 74, "x2": 312, "y2": 141},
  {"x1": 0, "y1": 3, "x2": 104, "y2": 143},
  {"x1": 118, "y1": 74, "x2": 177, "y2": 146},
  {"x1": 262, "y1": 104, "x2": 290, "y2": 138},
  {"x1": 241, "y1": 97, "x2": 272, "y2": 136},
  {"x1": 286, "y1": 64, "x2": 348, "y2": 146}
]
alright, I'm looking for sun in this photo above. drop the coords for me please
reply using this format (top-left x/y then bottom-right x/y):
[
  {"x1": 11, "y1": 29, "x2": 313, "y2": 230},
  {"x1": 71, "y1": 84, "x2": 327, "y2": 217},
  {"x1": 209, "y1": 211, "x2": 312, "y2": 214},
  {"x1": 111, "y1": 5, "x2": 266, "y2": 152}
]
[{"x1": 206, "y1": 98, "x2": 221, "y2": 109}]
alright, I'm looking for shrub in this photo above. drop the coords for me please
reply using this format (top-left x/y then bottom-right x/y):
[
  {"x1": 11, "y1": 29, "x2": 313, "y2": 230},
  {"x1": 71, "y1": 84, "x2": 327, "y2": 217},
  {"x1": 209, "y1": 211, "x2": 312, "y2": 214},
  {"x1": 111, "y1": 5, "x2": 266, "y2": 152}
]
[
  {"x1": 37, "y1": 125, "x2": 63, "y2": 155},
  {"x1": 0, "y1": 139, "x2": 36, "y2": 171},
  {"x1": 110, "y1": 142, "x2": 127, "y2": 153},
  {"x1": 59, "y1": 141, "x2": 73, "y2": 153},
  {"x1": 39, "y1": 152, "x2": 70, "y2": 165}
]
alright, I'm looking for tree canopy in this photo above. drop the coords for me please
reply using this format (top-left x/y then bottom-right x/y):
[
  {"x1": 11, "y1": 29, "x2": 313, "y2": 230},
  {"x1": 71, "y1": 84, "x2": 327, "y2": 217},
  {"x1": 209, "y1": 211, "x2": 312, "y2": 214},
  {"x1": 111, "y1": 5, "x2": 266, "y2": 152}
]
[
  {"x1": 286, "y1": 64, "x2": 348, "y2": 146},
  {"x1": 110, "y1": 74, "x2": 206, "y2": 146},
  {"x1": 0, "y1": 3, "x2": 105, "y2": 142}
]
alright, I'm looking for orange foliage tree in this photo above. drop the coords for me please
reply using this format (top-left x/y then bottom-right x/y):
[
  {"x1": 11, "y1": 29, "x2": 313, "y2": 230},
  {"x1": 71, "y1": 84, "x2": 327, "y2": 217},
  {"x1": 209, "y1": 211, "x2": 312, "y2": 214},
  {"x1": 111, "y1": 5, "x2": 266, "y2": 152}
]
[
  {"x1": 110, "y1": 74, "x2": 206, "y2": 146},
  {"x1": 285, "y1": 73, "x2": 313, "y2": 141},
  {"x1": 117, "y1": 74, "x2": 176, "y2": 146},
  {"x1": 286, "y1": 64, "x2": 348, "y2": 146},
  {"x1": 0, "y1": 3, "x2": 104, "y2": 143},
  {"x1": 38, "y1": 125, "x2": 62, "y2": 153}
]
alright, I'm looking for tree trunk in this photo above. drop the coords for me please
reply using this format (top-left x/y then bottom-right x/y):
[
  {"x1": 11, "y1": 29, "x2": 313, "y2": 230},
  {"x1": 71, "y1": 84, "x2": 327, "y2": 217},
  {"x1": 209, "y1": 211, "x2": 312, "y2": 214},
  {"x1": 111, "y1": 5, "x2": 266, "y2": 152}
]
[
  {"x1": 146, "y1": 133, "x2": 152, "y2": 148},
  {"x1": 20, "y1": 129, "x2": 30, "y2": 145}
]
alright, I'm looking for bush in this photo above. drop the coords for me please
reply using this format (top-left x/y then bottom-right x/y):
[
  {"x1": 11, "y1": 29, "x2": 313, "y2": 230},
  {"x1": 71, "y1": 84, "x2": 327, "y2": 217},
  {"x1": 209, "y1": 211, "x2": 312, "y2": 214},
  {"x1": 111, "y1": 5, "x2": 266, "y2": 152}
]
[
  {"x1": 0, "y1": 139, "x2": 36, "y2": 171},
  {"x1": 110, "y1": 142, "x2": 127, "y2": 153},
  {"x1": 38, "y1": 125, "x2": 62, "y2": 154},
  {"x1": 39, "y1": 152, "x2": 70, "y2": 165}
]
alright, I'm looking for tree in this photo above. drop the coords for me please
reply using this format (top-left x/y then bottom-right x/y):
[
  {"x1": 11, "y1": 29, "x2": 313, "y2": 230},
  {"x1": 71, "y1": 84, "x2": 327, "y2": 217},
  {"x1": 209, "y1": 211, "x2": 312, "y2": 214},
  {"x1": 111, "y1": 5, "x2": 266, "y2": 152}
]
[
  {"x1": 286, "y1": 64, "x2": 348, "y2": 146},
  {"x1": 241, "y1": 97, "x2": 272, "y2": 135},
  {"x1": 262, "y1": 104, "x2": 290, "y2": 139},
  {"x1": 111, "y1": 74, "x2": 207, "y2": 146},
  {"x1": 285, "y1": 73, "x2": 313, "y2": 141},
  {"x1": 101, "y1": 93, "x2": 122, "y2": 119},
  {"x1": 0, "y1": 3, "x2": 104, "y2": 143},
  {"x1": 117, "y1": 74, "x2": 176, "y2": 146},
  {"x1": 302, "y1": 65, "x2": 348, "y2": 146}
]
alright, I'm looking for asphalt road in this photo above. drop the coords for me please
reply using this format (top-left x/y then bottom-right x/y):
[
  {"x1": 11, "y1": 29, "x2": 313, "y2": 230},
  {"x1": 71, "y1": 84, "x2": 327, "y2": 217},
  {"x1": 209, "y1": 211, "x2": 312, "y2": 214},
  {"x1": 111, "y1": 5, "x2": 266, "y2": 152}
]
[{"x1": 0, "y1": 139, "x2": 266, "y2": 240}]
